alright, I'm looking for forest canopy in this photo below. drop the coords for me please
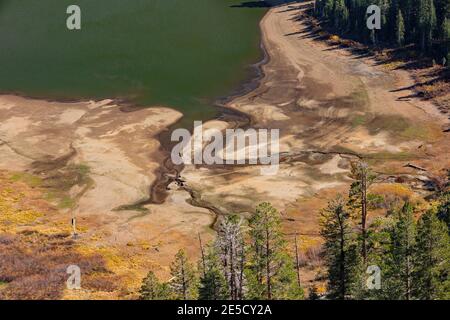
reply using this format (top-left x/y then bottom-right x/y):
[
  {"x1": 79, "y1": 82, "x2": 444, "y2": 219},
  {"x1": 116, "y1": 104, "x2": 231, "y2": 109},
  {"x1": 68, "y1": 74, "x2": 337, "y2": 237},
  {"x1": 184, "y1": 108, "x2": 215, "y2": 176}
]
[{"x1": 314, "y1": 0, "x2": 450, "y2": 62}]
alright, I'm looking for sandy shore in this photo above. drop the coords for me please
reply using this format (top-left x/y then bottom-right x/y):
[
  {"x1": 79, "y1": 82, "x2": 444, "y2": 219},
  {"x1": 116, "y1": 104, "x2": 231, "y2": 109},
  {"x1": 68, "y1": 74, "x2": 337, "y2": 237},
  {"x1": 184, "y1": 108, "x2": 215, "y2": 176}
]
[{"x1": 1, "y1": 2, "x2": 449, "y2": 297}]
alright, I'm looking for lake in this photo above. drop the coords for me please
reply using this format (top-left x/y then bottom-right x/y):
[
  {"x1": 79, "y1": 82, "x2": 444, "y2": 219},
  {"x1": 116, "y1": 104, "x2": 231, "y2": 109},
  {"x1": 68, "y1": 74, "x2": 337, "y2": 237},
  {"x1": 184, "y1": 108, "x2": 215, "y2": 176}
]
[{"x1": 0, "y1": 0, "x2": 266, "y2": 122}]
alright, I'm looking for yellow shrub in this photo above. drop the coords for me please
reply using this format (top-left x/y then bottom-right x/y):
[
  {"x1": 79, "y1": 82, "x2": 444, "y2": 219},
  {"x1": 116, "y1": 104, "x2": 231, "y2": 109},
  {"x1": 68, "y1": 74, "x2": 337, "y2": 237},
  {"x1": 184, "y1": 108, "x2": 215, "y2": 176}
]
[{"x1": 329, "y1": 35, "x2": 340, "y2": 42}]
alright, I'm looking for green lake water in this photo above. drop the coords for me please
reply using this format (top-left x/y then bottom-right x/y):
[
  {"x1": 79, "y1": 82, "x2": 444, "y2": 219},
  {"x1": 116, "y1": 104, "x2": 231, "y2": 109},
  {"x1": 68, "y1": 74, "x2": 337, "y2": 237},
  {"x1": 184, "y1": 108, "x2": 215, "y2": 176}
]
[{"x1": 0, "y1": 0, "x2": 266, "y2": 122}]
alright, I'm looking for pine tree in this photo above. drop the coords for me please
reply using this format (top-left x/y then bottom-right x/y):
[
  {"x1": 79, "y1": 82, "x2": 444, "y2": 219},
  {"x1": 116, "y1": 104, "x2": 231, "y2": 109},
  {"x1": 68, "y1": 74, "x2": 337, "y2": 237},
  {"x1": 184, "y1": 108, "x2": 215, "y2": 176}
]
[
  {"x1": 198, "y1": 246, "x2": 229, "y2": 300},
  {"x1": 418, "y1": 0, "x2": 437, "y2": 51},
  {"x1": 413, "y1": 209, "x2": 450, "y2": 299},
  {"x1": 398, "y1": 0, "x2": 417, "y2": 45},
  {"x1": 333, "y1": 0, "x2": 349, "y2": 31},
  {"x1": 396, "y1": 9, "x2": 406, "y2": 46},
  {"x1": 273, "y1": 251, "x2": 305, "y2": 299},
  {"x1": 139, "y1": 271, "x2": 171, "y2": 300},
  {"x1": 434, "y1": 0, "x2": 450, "y2": 55},
  {"x1": 442, "y1": 18, "x2": 450, "y2": 63},
  {"x1": 359, "y1": 216, "x2": 393, "y2": 300},
  {"x1": 320, "y1": 195, "x2": 361, "y2": 299},
  {"x1": 169, "y1": 249, "x2": 197, "y2": 300},
  {"x1": 382, "y1": 202, "x2": 416, "y2": 300},
  {"x1": 324, "y1": 0, "x2": 335, "y2": 19},
  {"x1": 437, "y1": 192, "x2": 450, "y2": 232},
  {"x1": 247, "y1": 202, "x2": 303, "y2": 300},
  {"x1": 348, "y1": 161, "x2": 377, "y2": 265},
  {"x1": 380, "y1": 0, "x2": 390, "y2": 40},
  {"x1": 315, "y1": 0, "x2": 325, "y2": 17},
  {"x1": 346, "y1": 0, "x2": 360, "y2": 32}
]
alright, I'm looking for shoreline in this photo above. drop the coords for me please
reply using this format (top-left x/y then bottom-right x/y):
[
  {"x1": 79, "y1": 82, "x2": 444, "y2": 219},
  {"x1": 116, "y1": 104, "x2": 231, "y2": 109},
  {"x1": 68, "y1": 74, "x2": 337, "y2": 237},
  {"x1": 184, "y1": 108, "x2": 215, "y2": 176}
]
[{"x1": 143, "y1": 8, "x2": 273, "y2": 207}]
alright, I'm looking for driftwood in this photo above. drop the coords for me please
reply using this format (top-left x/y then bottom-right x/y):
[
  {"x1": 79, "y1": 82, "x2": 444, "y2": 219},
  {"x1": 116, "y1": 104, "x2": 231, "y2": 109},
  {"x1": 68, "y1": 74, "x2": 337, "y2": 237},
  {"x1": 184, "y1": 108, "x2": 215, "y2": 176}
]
[{"x1": 404, "y1": 163, "x2": 427, "y2": 171}]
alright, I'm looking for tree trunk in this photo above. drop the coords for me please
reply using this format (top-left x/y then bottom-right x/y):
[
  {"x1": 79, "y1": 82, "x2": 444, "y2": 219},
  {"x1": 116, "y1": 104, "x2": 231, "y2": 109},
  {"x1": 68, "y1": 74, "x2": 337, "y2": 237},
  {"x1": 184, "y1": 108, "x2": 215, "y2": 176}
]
[
  {"x1": 361, "y1": 166, "x2": 368, "y2": 265},
  {"x1": 406, "y1": 231, "x2": 411, "y2": 300},
  {"x1": 198, "y1": 233, "x2": 206, "y2": 278},
  {"x1": 266, "y1": 227, "x2": 272, "y2": 300},
  {"x1": 338, "y1": 213, "x2": 346, "y2": 300},
  {"x1": 238, "y1": 240, "x2": 245, "y2": 300},
  {"x1": 294, "y1": 235, "x2": 301, "y2": 288},
  {"x1": 181, "y1": 261, "x2": 187, "y2": 300},
  {"x1": 229, "y1": 240, "x2": 236, "y2": 300}
]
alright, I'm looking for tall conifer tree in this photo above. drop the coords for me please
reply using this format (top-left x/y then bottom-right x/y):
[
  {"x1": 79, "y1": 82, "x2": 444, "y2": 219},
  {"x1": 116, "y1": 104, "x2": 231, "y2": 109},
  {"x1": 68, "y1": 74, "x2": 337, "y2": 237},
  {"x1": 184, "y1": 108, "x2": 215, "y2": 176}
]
[
  {"x1": 320, "y1": 196, "x2": 361, "y2": 299},
  {"x1": 169, "y1": 249, "x2": 197, "y2": 300},
  {"x1": 198, "y1": 246, "x2": 229, "y2": 300},
  {"x1": 247, "y1": 202, "x2": 303, "y2": 300},
  {"x1": 413, "y1": 210, "x2": 450, "y2": 299},
  {"x1": 139, "y1": 271, "x2": 171, "y2": 300},
  {"x1": 382, "y1": 202, "x2": 416, "y2": 300}
]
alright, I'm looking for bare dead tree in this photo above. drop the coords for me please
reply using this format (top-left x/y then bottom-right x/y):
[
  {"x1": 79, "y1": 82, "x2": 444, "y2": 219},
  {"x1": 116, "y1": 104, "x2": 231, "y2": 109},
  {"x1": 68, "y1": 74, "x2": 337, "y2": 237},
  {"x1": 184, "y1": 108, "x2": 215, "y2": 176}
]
[
  {"x1": 216, "y1": 216, "x2": 245, "y2": 300},
  {"x1": 198, "y1": 232, "x2": 206, "y2": 278}
]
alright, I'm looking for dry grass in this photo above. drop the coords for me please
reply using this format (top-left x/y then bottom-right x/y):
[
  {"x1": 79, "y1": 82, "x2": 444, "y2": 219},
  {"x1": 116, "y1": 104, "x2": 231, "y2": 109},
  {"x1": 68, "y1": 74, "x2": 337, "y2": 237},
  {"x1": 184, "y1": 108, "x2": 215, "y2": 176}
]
[
  {"x1": 0, "y1": 231, "x2": 118, "y2": 300},
  {"x1": 0, "y1": 170, "x2": 120, "y2": 299},
  {"x1": 370, "y1": 183, "x2": 427, "y2": 211}
]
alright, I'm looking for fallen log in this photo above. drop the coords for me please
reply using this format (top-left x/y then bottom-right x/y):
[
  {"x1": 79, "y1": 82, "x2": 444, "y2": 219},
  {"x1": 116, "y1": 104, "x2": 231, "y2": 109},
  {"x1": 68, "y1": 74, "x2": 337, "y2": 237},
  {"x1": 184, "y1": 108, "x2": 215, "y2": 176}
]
[{"x1": 404, "y1": 163, "x2": 427, "y2": 171}]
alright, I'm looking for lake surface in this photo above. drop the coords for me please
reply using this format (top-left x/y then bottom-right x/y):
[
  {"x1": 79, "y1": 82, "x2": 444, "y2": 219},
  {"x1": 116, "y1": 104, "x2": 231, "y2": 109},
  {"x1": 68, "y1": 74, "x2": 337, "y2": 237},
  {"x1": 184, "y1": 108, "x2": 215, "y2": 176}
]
[{"x1": 0, "y1": 0, "x2": 265, "y2": 122}]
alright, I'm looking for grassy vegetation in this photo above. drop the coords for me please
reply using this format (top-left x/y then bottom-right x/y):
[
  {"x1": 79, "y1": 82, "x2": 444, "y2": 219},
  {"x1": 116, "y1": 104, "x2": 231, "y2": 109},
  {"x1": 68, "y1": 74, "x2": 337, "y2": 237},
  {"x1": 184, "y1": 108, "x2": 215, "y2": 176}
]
[
  {"x1": 367, "y1": 115, "x2": 409, "y2": 135},
  {"x1": 114, "y1": 202, "x2": 149, "y2": 213},
  {"x1": 350, "y1": 114, "x2": 370, "y2": 128},
  {"x1": 39, "y1": 163, "x2": 93, "y2": 209},
  {"x1": 362, "y1": 151, "x2": 417, "y2": 169},
  {"x1": 349, "y1": 87, "x2": 370, "y2": 109},
  {"x1": 10, "y1": 172, "x2": 42, "y2": 187},
  {"x1": 334, "y1": 86, "x2": 370, "y2": 111},
  {"x1": 400, "y1": 124, "x2": 442, "y2": 141},
  {"x1": 7, "y1": 163, "x2": 93, "y2": 210},
  {"x1": 42, "y1": 163, "x2": 91, "y2": 191},
  {"x1": 353, "y1": 114, "x2": 442, "y2": 141},
  {"x1": 57, "y1": 195, "x2": 76, "y2": 210}
]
